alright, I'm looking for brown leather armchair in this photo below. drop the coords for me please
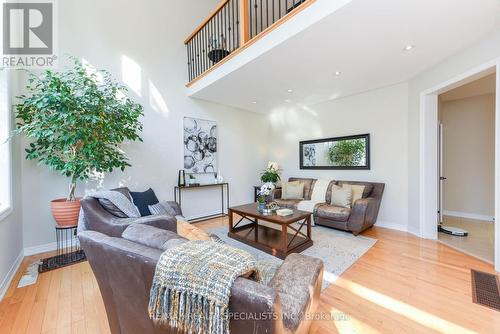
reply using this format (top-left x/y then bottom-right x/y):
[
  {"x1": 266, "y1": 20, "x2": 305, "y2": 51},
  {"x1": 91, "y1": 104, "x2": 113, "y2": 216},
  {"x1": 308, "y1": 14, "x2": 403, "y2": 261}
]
[{"x1": 78, "y1": 223, "x2": 324, "y2": 334}]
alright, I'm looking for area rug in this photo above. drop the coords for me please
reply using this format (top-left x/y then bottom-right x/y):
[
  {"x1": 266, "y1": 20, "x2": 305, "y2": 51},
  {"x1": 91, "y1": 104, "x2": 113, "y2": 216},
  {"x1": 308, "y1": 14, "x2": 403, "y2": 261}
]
[{"x1": 207, "y1": 225, "x2": 377, "y2": 290}]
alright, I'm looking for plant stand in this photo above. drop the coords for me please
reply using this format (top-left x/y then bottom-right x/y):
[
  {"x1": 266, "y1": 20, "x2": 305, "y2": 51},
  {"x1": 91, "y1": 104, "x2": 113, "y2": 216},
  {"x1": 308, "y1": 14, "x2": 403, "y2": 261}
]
[{"x1": 38, "y1": 225, "x2": 86, "y2": 273}]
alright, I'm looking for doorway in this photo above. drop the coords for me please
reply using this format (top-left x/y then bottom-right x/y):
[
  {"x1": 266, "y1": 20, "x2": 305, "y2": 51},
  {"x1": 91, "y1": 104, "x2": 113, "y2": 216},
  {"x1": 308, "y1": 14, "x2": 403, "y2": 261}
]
[
  {"x1": 419, "y1": 60, "x2": 500, "y2": 272},
  {"x1": 437, "y1": 73, "x2": 496, "y2": 263}
]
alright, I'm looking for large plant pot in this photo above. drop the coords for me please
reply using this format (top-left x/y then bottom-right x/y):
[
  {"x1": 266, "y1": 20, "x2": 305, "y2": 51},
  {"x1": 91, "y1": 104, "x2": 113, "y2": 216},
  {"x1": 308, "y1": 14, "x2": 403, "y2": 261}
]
[{"x1": 50, "y1": 198, "x2": 81, "y2": 227}]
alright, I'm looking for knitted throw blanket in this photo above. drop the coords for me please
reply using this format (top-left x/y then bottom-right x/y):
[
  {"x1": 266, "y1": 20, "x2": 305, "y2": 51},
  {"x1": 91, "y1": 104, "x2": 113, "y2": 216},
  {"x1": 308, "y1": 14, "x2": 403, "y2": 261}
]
[{"x1": 148, "y1": 240, "x2": 261, "y2": 334}]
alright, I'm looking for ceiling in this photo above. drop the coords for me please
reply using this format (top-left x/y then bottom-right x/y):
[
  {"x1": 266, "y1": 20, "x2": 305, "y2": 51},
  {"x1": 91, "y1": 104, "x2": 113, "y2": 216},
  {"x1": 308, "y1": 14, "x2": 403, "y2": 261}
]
[{"x1": 190, "y1": 0, "x2": 500, "y2": 113}]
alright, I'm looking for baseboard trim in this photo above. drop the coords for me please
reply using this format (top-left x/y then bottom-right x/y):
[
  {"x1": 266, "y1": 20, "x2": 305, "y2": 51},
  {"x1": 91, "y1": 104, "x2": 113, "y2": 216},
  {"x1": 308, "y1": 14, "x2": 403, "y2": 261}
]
[
  {"x1": 23, "y1": 242, "x2": 57, "y2": 256},
  {"x1": 375, "y1": 221, "x2": 408, "y2": 233},
  {"x1": 442, "y1": 210, "x2": 494, "y2": 222},
  {"x1": 0, "y1": 251, "x2": 23, "y2": 301}
]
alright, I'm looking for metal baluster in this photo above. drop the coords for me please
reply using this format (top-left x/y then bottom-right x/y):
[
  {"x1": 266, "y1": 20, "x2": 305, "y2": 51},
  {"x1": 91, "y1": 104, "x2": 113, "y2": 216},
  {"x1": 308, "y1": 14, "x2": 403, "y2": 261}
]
[
  {"x1": 259, "y1": 0, "x2": 264, "y2": 33},
  {"x1": 236, "y1": 0, "x2": 240, "y2": 48},
  {"x1": 226, "y1": 2, "x2": 231, "y2": 52},
  {"x1": 197, "y1": 33, "x2": 201, "y2": 76},
  {"x1": 190, "y1": 41, "x2": 194, "y2": 80},
  {"x1": 191, "y1": 39, "x2": 195, "y2": 79},
  {"x1": 186, "y1": 43, "x2": 189, "y2": 81},
  {"x1": 249, "y1": 0, "x2": 252, "y2": 39},
  {"x1": 232, "y1": 0, "x2": 236, "y2": 50},
  {"x1": 193, "y1": 35, "x2": 197, "y2": 78},
  {"x1": 223, "y1": 4, "x2": 226, "y2": 57},
  {"x1": 271, "y1": 0, "x2": 274, "y2": 25},
  {"x1": 254, "y1": 1, "x2": 258, "y2": 37},
  {"x1": 202, "y1": 26, "x2": 206, "y2": 73}
]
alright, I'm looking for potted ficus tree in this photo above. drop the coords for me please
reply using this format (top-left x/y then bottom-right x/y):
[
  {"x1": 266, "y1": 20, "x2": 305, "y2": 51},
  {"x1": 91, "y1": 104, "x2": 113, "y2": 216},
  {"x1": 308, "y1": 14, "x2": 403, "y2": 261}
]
[{"x1": 14, "y1": 57, "x2": 144, "y2": 226}]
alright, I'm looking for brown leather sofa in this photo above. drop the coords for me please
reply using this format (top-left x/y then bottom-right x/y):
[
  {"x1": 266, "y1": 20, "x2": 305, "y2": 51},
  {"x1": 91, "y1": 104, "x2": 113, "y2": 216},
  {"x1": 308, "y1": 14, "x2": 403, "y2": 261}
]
[
  {"x1": 273, "y1": 178, "x2": 384, "y2": 235},
  {"x1": 78, "y1": 190, "x2": 324, "y2": 334}
]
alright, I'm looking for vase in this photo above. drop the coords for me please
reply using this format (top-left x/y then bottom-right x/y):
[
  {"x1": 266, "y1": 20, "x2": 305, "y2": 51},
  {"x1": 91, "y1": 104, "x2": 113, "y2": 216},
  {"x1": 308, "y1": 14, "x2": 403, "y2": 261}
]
[
  {"x1": 258, "y1": 202, "x2": 266, "y2": 211},
  {"x1": 51, "y1": 198, "x2": 82, "y2": 227}
]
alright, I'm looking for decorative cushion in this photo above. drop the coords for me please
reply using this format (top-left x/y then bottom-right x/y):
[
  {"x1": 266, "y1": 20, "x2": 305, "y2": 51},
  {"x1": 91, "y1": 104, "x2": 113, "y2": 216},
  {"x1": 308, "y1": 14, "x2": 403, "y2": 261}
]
[
  {"x1": 282, "y1": 181, "x2": 304, "y2": 200},
  {"x1": 148, "y1": 202, "x2": 167, "y2": 215},
  {"x1": 98, "y1": 187, "x2": 133, "y2": 218},
  {"x1": 315, "y1": 204, "x2": 351, "y2": 222},
  {"x1": 338, "y1": 181, "x2": 373, "y2": 198},
  {"x1": 289, "y1": 178, "x2": 315, "y2": 200},
  {"x1": 342, "y1": 184, "x2": 365, "y2": 206},
  {"x1": 330, "y1": 185, "x2": 353, "y2": 208},
  {"x1": 176, "y1": 219, "x2": 213, "y2": 241},
  {"x1": 130, "y1": 188, "x2": 159, "y2": 216},
  {"x1": 148, "y1": 201, "x2": 178, "y2": 216},
  {"x1": 324, "y1": 181, "x2": 339, "y2": 204}
]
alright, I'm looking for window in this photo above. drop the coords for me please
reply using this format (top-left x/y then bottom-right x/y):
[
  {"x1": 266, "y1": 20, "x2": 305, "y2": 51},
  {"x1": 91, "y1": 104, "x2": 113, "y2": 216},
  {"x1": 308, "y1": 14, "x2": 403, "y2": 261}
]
[{"x1": 0, "y1": 70, "x2": 12, "y2": 221}]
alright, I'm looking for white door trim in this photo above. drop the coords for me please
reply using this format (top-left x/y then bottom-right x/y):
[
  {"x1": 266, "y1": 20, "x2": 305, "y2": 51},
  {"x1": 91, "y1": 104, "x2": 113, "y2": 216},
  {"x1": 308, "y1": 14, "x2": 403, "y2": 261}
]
[{"x1": 419, "y1": 58, "x2": 500, "y2": 271}]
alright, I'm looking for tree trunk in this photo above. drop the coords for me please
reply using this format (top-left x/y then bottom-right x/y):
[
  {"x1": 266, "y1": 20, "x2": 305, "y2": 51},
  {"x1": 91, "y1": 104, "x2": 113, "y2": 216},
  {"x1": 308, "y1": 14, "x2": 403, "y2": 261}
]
[{"x1": 67, "y1": 178, "x2": 77, "y2": 201}]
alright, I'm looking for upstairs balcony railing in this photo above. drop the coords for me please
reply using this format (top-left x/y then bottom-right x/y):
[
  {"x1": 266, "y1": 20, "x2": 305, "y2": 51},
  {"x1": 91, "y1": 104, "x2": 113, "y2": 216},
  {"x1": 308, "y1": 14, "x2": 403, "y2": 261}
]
[{"x1": 185, "y1": 0, "x2": 312, "y2": 84}]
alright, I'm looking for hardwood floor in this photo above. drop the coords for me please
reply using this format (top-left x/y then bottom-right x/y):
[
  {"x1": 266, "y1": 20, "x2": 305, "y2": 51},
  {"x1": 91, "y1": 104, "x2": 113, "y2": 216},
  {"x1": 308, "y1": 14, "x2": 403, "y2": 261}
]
[{"x1": 1, "y1": 218, "x2": 499, "y2": 333}]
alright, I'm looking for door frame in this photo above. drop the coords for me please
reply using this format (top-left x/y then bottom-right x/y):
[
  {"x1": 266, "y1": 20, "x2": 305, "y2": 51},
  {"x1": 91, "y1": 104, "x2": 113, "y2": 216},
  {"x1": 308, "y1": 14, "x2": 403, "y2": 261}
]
[{"x1": 419, "y1": 58, "x2": 500, "y2": 271}]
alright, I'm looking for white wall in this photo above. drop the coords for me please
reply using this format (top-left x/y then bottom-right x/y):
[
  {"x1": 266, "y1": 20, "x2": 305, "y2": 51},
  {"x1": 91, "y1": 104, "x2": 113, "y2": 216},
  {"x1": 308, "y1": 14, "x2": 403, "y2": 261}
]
[
  {"x1": 0, "y1": 72, "x2": 24, "y2": 300},
  {"x1": 18, "y1": 0, "x2": 270, "y2": 249},
  {"x1": 408, "y1": 30, "x2": 500, "y2": 235},
  {"x1": 268, "y1": 83, "x2": 409, "y2": 230},
  {"x1": 440, "y1": 94, "x2": 495, "y2": 218}
]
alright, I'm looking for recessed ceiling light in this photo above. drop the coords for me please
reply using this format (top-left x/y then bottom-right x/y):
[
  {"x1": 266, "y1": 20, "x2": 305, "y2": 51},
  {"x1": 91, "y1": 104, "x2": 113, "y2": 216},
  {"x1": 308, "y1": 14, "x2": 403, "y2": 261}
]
[
  {"x1": 251, "y1": 101, "x2": 257, "y2": 104},
  {"x1": 403, "y1": 45, "x2": 415, "y2": 51},
  {"x1": 287, "y1": 89, "x2": 293, "y2": 93},
  {"x1": 334, "y1": 71, "x2": 342, "y2": 76}
]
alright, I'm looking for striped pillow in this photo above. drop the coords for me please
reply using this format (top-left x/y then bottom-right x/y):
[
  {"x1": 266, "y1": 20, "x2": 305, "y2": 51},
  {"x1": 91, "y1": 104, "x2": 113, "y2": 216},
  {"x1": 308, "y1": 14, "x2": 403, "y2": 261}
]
[
  {"x1": 148, "y1": 201, "x2": 178, "y2": 216},
  {"x1": 148, "y1": 202, "x2": 168, "y2": 215}
]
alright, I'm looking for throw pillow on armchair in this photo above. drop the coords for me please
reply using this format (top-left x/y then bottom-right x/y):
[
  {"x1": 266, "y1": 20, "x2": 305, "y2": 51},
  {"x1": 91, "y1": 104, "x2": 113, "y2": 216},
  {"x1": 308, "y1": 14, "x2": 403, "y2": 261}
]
[{"x1": 130, "y1": 188, "x2": 159, "y2": 216}]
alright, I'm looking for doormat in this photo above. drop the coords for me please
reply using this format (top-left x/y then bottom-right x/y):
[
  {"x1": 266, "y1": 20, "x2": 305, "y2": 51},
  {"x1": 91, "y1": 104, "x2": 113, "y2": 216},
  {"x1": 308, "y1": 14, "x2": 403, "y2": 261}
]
[{"x1": 471, "y1": 269, "x2": 500, "y2": 311}]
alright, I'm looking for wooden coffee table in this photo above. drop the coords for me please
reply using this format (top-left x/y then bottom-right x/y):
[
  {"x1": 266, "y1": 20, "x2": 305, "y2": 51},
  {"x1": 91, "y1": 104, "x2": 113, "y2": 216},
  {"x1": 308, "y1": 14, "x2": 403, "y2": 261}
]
[{"x1": 228, "y1": 203, "x2": 313, "y2": 259}]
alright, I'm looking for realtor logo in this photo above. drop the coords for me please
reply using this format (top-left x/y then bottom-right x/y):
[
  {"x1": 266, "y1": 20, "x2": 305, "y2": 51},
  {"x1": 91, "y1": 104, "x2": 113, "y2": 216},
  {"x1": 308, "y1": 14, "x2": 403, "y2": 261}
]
[{"x1": 2, "y1": 1, "x2": 56, "y2": 68}]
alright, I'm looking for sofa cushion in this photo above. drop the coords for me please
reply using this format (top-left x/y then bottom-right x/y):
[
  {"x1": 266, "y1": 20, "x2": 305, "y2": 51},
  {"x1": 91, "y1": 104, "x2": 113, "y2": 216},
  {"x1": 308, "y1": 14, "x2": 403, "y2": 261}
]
[
  {"x1": 274, "y1": 198, "x2": 301, "y2": 209},
  {"x1": 330, "y1": 185, "x2": 353, "y2": 208},
  {"x1": 324, "y1": 181, "x2": 338, "y2": 204},
  {"x1": 130, "y1": 188, "x2": 159, "y2": 216},
  {"x1": 315, "y1": 204, "x2": 351, "y2": 222},
  {"x1": 289, "y1": 178, "x2": 316, "y2": 200},
  {"x1": 281, "y1": 181, "x2": 304, "y2": 200},
  {"x1": 338, "y1": 181, "x2": 374, "y2": 198},
  {"x1": 122, "y1": 224, "x2": 186, "y2": 250},
  {"x1": 98, "y1": 187, "x2": 133, "y2": 218},
  {"x1": 342, "y1": 184, "x2": 365, "y2": 206}
]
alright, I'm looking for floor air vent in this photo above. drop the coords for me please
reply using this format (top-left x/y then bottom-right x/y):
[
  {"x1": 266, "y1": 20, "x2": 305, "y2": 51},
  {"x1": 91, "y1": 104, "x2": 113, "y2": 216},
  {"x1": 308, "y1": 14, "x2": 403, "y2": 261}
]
[{"x1": 471, "y1": 269, "x2": 500, "y2": 311}]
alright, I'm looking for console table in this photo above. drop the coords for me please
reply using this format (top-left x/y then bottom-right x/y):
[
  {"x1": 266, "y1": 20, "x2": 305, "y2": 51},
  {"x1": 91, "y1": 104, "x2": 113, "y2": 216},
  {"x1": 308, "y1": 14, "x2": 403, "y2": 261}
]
[{"x1": 174, "y1": 183, "x2": 229, "y2": 222}]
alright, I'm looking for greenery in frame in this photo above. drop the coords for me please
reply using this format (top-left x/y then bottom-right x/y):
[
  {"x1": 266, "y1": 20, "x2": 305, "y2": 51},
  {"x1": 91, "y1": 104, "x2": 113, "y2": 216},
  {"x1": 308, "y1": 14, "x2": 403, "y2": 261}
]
[
  {"x1": 327, "y1": 139, "x2": 366, "y2": 167},
  {"x1": 14, "y1": 57, "x2": 144, "y2": 201}
]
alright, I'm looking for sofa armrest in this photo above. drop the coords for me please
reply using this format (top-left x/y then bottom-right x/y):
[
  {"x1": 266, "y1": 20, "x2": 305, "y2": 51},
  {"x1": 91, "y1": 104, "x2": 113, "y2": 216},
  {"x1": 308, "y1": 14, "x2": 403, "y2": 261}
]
[
  {"x1": 348, "y1": 197, "x2": 380, "y2": 235},
  {"x1": 229, "y1": 278, "x2": 283, "y2": 333},
  {"x1": 272, "y1": 188, "x2": 282, "y2": 200}
]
